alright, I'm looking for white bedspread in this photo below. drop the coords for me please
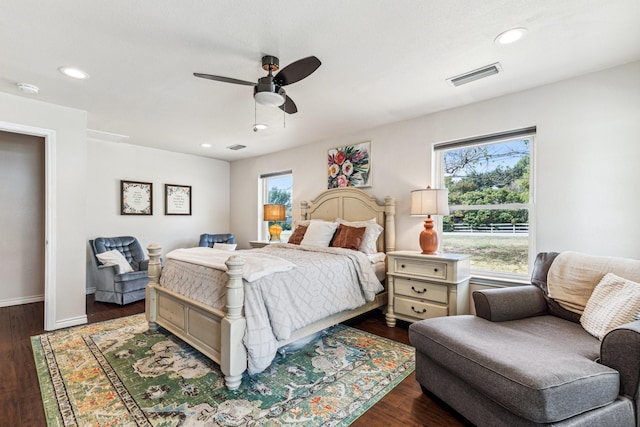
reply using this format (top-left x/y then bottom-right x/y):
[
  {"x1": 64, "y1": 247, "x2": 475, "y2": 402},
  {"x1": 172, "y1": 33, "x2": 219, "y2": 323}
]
[
  {"x1": 159, "y1": 244, "x2": 383, "y2": 374},
  {"x1": 165, "y1": 247, "x2": 295, "y2": 282}
]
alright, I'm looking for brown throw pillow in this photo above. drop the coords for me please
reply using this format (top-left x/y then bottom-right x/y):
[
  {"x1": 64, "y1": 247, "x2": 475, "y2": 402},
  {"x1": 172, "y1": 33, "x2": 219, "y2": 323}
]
[
  {"x1": 288, "y1": 225, "x2": 308, "y2": 245},
  {"x1": 331, "y1": 224, "x2": 366, "y2": 250}
]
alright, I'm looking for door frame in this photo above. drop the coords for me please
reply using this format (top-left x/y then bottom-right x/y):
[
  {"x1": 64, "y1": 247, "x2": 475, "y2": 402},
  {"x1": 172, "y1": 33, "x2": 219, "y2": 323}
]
[{"x1": 0, "y1": 122, "x2": 57, "y2": 330}]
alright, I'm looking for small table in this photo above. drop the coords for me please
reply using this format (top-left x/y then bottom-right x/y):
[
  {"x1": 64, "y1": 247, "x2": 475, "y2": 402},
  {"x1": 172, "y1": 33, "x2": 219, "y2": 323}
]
[{"x1": 248, "y1": 240, "x2": 281, "y2": 248}]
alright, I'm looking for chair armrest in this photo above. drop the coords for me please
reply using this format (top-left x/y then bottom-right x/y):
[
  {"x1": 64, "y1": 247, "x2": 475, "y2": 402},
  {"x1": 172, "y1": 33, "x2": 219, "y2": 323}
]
[
  {"x1": 473, "y1": 286, "x2": 547, "y2": 322},
  {"x1": 138, "y1": 258, "x2": 162, "y2": 271},
  {"x1": 601, "y1": 320, "x2": 640, "y2": 402}
]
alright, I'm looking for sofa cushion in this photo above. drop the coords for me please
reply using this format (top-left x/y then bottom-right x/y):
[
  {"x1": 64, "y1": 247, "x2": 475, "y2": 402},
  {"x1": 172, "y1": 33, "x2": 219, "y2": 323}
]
[
  {"x1": 581, "y1": 273, "x2": 640, "y2": 340},
  {"x1": 409, "y1": 315, "x2": 620, "y2": 424}
]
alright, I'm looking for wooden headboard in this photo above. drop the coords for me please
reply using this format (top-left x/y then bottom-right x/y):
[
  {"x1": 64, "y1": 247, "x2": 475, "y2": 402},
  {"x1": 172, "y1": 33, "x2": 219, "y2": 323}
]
[{"x1": 300, "y1": 188, "x2": 396, "y2": 252}]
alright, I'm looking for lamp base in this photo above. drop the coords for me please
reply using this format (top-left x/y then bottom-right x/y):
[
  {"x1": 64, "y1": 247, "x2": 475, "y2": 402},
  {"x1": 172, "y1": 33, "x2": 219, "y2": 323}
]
[
  {"x1": 268, "y1": 223, "x2": 282, "y2": 242},
  {"x1": 419, "y1": 216, "x2": 439, "y2": 255}
]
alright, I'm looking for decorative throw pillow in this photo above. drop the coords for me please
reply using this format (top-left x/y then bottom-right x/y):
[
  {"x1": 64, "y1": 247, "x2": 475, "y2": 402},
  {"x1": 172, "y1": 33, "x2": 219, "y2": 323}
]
[
  {"x1": 336, "y1": 218, "x2": 383, "y2": 254},
  {"x1": 330, "y1": 224, "x2": 367, "y2": 251},
  {"x1": 300, "y1": 220, "x2": 339, "y2": 247},
  {"x1": 288, "y1": 225, "x2": 308, "y2": 245},
  {"x1": 580, "y1": 273, "x2": 640, "y2": 340},
  {"x1": 96, "y1": 249, "x2": 134, "y2": 273},
  {"x1": 214, "y1": 243, "x2": 237, "y2": 251}
]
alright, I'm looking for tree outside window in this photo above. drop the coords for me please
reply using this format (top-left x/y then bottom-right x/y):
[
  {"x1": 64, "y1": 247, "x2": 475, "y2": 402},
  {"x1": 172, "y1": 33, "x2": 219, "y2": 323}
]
[{"x1": 437, "y1": 137, "x2": 533, "y2": 276}]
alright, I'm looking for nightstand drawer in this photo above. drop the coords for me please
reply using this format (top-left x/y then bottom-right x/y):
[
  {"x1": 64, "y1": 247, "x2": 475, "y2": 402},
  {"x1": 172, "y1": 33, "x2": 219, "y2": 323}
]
[
  {"x1": 394, "y1": 278, "x2": 448, "y2": 304},
  {"x1": 394, "y1": 296, "x2": 448, "y2": 320},
  {"x1": 392, "y1": 258, "x2": 447, "y2": 280}
]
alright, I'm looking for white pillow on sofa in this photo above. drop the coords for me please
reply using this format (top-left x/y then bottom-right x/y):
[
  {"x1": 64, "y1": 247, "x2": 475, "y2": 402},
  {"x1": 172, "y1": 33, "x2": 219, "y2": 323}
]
[
  {"x1": 300, "y1": 220, "x2": 338, "y2": 247},
  {"x1": 336, "y1": 218, "x2": 383, "y2": 254},
  {"x1": 580, "y1": 273, "x2": 640, "y2": 340},
  {"x1": 96, "y1": 249, "x2": 134, "y2": 273}
]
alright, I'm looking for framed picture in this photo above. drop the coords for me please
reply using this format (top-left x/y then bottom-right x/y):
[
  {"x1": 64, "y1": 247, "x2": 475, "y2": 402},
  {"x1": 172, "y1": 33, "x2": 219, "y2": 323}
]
[
  {"x1": 327, "y1": 141, "x2": 371, "y2": 188},
  {"x1": 165, "y1": 184, "x2": 192, "y2": 215},
  {"x1": 121, "y1": 180, "x2": 153, "y2": 215}
]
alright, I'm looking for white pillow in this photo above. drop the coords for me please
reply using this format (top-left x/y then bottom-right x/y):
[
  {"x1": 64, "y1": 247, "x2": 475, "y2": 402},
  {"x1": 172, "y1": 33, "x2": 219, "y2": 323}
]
[
  {"x1": 96, "y1": 249, "x2": 134, "y2": 273},
  {"x1": 580, "y1": 273, "x2": 640, "y2": 340},
  {"x1": 214, "y1": 243, "x2": 237, "y2": 251},
  {"x1": 336, "y1": 218, "x2": 383, "y2": 254},
  {"x1": 300, "y1": 220, "x2": 339, "y2": 247}
]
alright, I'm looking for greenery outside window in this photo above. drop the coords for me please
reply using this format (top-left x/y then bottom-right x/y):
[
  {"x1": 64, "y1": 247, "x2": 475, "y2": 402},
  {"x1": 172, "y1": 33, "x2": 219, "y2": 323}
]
[
  {"x1": 434, "y1": 127, "x2": 535, "y2": 279},
  {"x1": 260, "y1": 171, "x2": 293, "y2": 241}
]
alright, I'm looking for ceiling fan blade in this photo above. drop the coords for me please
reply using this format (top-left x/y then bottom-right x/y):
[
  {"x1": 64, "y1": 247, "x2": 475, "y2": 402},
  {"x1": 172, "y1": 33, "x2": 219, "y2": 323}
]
[
  {"x1": 193, "y1": 73, "x2": 255, "y2": 86},
  {"x1": 273, "y1": 56, "x2": 321, "y2": 86},
  {"x1": 279, "y1": 95, "x2": 298, "y2": 114}
]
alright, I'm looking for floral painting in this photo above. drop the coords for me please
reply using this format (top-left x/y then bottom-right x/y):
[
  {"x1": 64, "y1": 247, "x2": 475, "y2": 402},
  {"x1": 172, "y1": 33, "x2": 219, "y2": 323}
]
[{"x1": 327, "y1": 142, "x2": 371, "y2": 188}]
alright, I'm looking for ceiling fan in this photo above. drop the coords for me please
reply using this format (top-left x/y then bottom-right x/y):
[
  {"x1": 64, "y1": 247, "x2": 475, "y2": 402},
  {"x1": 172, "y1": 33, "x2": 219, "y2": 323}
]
[{"x1": 194, "y1": 55, "x2": 321, "y2": 114}]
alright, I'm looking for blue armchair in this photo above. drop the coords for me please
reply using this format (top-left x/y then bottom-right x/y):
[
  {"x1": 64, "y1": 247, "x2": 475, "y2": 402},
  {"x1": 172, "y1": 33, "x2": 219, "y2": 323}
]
[
  {"x1": 89, "y1": 236, "x2": 150, "y2": 305},
  {"x1": 198, "y1": 233, "x2": 236, "y2": 248}
]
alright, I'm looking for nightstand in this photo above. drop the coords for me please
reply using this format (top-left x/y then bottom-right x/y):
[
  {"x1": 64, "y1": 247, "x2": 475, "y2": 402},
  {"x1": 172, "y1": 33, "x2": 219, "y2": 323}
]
[
  {"x1": 385, "y1": 251, "x2": 470, "y2": 327},
  {"x1": 248, "y1": 240, "x2": 280, "y2": 248}
]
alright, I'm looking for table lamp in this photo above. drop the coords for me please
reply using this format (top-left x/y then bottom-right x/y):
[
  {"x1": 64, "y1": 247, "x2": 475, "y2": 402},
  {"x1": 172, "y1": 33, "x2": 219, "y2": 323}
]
[
  {"x1": 410, "y1": 186, "x2": 450, "y2": 254},
  {"x1": 263, "y1": 204, "x2": 286, "y2": 241}
]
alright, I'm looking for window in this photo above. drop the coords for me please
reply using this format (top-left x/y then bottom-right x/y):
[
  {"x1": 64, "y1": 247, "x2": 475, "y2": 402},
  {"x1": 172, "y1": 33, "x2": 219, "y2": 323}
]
[
  {"x1": 434, "y1": 127, "x2": 535, "y2": 278},
  {"x1": 260, "y1": 171, "x2": 293, "y2": 241}
]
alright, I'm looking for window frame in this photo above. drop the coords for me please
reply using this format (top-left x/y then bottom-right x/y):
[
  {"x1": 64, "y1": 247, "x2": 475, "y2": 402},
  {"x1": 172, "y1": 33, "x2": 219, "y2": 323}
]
[
  {"x1": 259, "y1": 170, "x2": 293, "y2": 241},
  {"x1": 433, "y1": 128, "x2": 536, "y2": 281}
]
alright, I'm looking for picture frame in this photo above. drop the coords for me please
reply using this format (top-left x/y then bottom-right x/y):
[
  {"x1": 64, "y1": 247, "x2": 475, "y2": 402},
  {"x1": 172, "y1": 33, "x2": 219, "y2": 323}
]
[
  {"x1": 121, "y1": 180, "x2": 153, "y2": 215},
  {"x1": 327, "y1": 141, "x2": 372, "y2": 189},
  {"x1": 165, "y1": 184, "x2": 192, "y2": 215}
]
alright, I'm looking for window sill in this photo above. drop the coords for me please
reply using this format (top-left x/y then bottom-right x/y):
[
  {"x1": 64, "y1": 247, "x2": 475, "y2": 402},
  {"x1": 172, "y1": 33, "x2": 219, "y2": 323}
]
[{"x1": 470, "y1": 274, "x2": 530, "y2": 288}]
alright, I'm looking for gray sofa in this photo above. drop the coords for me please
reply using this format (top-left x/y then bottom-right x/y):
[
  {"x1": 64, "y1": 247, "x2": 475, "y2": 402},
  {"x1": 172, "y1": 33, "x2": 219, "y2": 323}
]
[
  {"x1": 89, "y1": 236, "x2": 150, "y2": 305},
  {"x1": 409, "y1": 252, "x2": 640, "y2": 426},
  {"x1": 198, "y1": 233, "x2": 236, "y2": 248}
]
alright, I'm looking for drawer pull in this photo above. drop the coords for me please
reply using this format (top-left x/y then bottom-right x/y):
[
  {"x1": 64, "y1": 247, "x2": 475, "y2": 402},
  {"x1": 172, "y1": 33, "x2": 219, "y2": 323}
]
[
  {"x1": 401, "y1": 264, "x2": 406, "y2": 268},
  {"x1": 411, "y1": 306, "x2": 427, "y2": 314},
  {"x1": 411, "y1": 286, "x2": 427, "y2": 294},
  {"x1": 434, "y1": 268, "x2": 438, "y2": 272}
]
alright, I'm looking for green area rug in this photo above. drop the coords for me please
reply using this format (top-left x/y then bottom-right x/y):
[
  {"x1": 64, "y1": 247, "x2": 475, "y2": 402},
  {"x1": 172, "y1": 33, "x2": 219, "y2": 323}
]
[{"x1": 32, "y1": 314, "x2": 414, "y2": 426}]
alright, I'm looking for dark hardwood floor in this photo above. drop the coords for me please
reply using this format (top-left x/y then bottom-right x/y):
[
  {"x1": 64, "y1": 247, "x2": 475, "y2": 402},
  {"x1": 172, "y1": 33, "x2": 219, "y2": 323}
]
[{"x1": 0, "y1": 296, "x2": 470, "y2": 426}]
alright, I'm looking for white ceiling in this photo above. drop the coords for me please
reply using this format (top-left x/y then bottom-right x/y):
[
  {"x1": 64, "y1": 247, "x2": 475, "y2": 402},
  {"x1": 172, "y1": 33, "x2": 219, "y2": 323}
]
[{"x1": 2, "y1": 0, "x2": 639, "y2": 161}]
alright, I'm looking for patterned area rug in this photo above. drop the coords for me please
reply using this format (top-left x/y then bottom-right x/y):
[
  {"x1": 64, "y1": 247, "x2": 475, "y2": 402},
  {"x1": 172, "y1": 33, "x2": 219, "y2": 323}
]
[{"x1": 32, "y1": 314, "x2": 414, "y2": 426}]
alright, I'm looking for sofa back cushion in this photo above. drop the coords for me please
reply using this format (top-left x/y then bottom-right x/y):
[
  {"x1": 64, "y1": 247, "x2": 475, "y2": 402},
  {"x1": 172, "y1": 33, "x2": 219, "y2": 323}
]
[{"x1": 547, "y1": 251, "x2": 640, "y2": 316}]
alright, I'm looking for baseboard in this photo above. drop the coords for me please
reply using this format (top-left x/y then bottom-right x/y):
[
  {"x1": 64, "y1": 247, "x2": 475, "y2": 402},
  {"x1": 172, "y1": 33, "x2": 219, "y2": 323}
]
[
  {"x1": 86, "y1": 287, "x2": 96, "y2": 295},
  {"x1": 52, "y1": 315, "x2": 88, "y2": 331},
  {"x1": 0, "y1": 294, "x2": 44, "y2": 307}
]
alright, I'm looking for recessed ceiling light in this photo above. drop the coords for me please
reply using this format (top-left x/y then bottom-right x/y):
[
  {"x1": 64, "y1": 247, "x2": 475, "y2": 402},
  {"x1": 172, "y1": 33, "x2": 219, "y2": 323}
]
[
  {"x1": 200, "y1": 143, "x2": 212, "y2": 148},
  {"x1": 17, "y1": 82, "x2": 39, "y2": 94},
  {"x1": 59, "y1": 66, "x2": 90, "y2": 79},
  {"x1": 494, "y1": 28, "x2": 528, "y2": 45}
]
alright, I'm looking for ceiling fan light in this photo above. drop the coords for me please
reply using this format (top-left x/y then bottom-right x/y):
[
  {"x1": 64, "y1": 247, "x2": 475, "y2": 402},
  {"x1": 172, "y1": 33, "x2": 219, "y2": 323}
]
[{"x1": 254, "y1": 91, "x2": 285, "y2": 107}]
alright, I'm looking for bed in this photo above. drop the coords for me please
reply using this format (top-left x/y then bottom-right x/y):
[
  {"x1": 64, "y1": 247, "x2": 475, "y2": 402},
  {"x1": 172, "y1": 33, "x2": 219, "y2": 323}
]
[{"x1": 145, "y1": 188, "x2": 396, "y2": 390}]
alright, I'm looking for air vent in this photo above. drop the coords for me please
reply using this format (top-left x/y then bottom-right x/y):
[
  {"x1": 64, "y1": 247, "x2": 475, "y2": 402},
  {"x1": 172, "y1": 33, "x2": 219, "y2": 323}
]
[
  {"x1": 87, "y1": 129, "x2": 130, "y2": 143},
  {"x1": 227, "y1": 144, "x2": 246, "y2": 151},
  {"x1": 447, "y1": 63, "x2": 502, "y2": 87}
]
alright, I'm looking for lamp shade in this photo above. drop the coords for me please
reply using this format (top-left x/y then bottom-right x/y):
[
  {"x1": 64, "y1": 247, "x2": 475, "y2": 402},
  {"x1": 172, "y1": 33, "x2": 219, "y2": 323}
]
[
  {"x1": 263, "y1": 204, "x2": 286, "y2": 221},
  {"x1": 410, "y1": 188, "x2": 450, "y2": 216}
]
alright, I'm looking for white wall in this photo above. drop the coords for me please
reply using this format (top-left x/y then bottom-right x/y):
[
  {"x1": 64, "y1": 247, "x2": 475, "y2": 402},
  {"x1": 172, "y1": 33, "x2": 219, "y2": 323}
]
[
  {"x1": 86, "y1": 140, "x2": 230, "y2": 289},
  {"x1": 0, "y1": 92, "x2": 87, "y2": 327},
  {"x1": 230, "y1": 61, "x2": 640, "y2": 261}
]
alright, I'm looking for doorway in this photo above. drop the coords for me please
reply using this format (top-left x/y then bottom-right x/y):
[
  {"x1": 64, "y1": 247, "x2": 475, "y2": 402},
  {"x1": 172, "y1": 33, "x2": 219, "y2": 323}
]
[
  {"x1": 0, "y1": 122, "x2": 56, "y2": 330},
  {"x1": 0, "y1": 131, "x2": 45, "y2": 305}
]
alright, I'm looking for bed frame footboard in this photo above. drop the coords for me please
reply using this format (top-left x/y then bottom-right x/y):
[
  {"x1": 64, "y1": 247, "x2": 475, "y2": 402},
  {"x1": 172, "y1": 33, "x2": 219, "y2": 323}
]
[{"x1": 145, "y1": 246, "x2": 247, "y2": 390}]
